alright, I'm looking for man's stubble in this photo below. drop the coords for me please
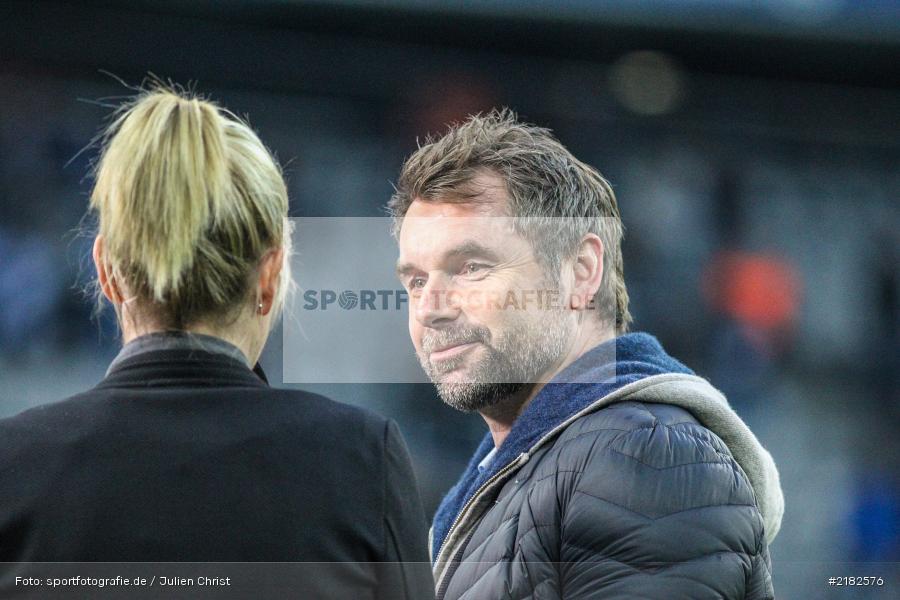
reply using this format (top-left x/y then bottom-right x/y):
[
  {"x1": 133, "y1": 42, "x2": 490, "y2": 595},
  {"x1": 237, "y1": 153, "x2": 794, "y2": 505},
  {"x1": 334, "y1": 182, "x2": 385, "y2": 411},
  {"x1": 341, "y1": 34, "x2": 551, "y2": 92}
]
[{"x1": 418, "y1": 299, "x2": 572, "y2": 413}]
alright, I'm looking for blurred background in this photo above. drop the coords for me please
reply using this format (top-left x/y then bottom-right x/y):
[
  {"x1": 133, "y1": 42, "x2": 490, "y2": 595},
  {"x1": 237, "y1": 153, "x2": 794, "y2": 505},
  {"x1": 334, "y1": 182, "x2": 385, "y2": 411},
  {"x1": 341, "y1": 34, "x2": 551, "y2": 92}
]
[{"x1": 1, "y1": 0, "x2": 898, "y2": 596}]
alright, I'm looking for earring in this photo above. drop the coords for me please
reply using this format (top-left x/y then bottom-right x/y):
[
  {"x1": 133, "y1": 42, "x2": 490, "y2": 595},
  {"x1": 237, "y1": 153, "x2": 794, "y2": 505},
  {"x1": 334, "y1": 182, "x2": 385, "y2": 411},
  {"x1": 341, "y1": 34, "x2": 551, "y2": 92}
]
[{"x1": 257, "y1": 302, "x2": 264, "y2": 314}]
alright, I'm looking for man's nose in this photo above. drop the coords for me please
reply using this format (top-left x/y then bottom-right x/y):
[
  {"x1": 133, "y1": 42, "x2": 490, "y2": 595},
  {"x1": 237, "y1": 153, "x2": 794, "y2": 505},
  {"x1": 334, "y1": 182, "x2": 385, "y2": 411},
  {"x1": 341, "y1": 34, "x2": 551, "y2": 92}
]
[{"x1": 415, "y1": 274, "x2": 461, "y2": 328}]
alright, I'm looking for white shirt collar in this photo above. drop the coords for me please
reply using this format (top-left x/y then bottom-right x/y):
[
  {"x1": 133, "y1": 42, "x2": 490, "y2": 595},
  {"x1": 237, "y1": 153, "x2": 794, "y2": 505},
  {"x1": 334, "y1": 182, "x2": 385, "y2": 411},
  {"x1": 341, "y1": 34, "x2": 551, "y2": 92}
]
[{"x1": 477, "y1": 447, "x2": 498, "y2": 473}]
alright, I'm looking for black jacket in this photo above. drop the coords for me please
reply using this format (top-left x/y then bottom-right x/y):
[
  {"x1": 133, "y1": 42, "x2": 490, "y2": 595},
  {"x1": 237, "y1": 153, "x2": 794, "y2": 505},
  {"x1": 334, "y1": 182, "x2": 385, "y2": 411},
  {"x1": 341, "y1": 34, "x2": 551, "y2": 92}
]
[
  {"x1": 435, "y1": 399, "x2": 774, "y2": 600},
  {"x1": 0, "y1": 349, "x2": 434, "y2": 599},
  {"x1": 429, "y1": 331, "x2": 783, "y2": 600}
]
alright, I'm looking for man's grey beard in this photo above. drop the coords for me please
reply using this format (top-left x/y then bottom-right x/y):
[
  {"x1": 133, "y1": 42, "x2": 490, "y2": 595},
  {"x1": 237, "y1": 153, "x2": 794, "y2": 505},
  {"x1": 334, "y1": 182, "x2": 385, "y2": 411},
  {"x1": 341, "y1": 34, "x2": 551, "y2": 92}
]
[{"x1": 417, "y1": 308, "x2": 571, "y2": 413}]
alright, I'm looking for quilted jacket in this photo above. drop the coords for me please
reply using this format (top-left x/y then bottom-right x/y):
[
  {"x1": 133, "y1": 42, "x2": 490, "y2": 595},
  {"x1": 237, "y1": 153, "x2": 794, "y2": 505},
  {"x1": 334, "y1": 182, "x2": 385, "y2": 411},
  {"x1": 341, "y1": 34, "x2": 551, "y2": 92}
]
[{"x1": 432, "y1": 334, "x2": 783, "y2": 600}]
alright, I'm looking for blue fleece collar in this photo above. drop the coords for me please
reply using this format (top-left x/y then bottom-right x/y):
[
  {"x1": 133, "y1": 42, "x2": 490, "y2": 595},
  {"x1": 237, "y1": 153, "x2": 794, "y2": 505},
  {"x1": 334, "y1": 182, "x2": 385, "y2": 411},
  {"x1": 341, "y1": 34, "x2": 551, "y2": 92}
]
[{"x1": 430, "y1": 332, "x2": 693, "y2": 559}]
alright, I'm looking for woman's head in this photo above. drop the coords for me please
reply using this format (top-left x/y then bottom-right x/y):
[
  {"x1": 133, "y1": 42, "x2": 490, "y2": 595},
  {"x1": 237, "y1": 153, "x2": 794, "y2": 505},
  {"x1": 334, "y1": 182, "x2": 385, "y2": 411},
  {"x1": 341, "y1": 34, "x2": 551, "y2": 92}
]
[{"x1": 90, "y1": 86, "x2": 291, "y2": 363}]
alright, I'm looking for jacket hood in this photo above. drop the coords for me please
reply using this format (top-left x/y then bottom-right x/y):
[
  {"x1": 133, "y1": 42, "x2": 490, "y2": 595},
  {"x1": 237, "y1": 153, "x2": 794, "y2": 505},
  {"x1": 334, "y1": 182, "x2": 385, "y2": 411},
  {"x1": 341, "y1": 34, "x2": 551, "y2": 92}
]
[
  {"x1": 622, "y1": 373, "x2": 784, "y2": 545},
  {"x1": 431, "y1": 332, "x2": 784, "y2": 559}
]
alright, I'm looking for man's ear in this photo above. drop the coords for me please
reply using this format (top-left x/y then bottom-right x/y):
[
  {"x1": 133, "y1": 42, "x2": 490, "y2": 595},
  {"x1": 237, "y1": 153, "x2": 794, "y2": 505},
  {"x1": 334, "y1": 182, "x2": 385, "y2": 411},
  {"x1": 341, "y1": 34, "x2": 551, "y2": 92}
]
[
  {"x1": 93, "y1": 235, "x2": 125, "y2": 304},
  {"x1": 570, "y1": 233, "x2": 604, "y2": 310},
  {"x1": 256, "y1": 247, "x2": 285, "y2": 316}
]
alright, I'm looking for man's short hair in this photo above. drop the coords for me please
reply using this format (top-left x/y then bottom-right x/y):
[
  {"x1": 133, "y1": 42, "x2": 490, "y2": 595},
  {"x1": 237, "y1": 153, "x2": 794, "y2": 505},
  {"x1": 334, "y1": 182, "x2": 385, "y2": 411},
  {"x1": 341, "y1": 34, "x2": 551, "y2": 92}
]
[{"x1": 388, "y1": 108, "x2": 632, "y2": 334}]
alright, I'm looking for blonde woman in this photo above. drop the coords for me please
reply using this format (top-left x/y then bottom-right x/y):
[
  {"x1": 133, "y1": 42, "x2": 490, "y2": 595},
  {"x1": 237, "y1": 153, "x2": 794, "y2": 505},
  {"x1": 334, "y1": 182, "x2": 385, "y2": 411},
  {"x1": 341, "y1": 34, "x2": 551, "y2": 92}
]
[{"x1": 0, "y1": 87, "x2": 433, "y2": 598}]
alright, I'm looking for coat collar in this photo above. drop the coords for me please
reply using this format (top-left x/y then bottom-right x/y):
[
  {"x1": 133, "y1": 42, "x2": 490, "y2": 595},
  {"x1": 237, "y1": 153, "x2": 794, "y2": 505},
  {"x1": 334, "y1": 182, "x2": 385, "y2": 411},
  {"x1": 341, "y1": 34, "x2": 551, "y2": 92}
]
[
  {"x1": 98, "y1": 346, "x2": 269, "y2": 390},
  {"x1": 106, "y1": 331, "x2": 251, "y2": 376}
]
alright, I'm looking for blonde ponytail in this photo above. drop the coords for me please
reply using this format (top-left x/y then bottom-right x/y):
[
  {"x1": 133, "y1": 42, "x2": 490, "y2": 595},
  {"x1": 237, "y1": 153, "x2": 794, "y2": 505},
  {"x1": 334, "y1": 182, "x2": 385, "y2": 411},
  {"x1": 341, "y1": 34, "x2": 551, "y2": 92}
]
[{"x1": 90, "y1": 86, "x2": 290, "y2": 329}]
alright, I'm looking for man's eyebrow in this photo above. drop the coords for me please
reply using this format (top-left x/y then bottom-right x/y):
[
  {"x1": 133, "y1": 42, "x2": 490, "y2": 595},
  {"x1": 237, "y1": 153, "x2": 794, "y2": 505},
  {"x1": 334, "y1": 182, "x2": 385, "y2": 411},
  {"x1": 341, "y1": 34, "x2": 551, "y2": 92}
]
[
  {"x1": 395, "y1": 240, "x2": 502, "y2": 277},
  {"x1": 395, "y1": 262, "x2": 418, "y2": 278},
  {"x1": 444, "y1": 240, "x2": 502, "y2": 263}
]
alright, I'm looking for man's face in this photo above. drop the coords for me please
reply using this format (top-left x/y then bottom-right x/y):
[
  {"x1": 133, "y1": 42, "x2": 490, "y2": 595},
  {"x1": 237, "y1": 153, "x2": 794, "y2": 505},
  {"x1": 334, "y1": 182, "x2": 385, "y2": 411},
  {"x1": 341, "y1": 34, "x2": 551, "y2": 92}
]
[{"x1": 396, "y1": 173, "x2": 574, "y2": 412}]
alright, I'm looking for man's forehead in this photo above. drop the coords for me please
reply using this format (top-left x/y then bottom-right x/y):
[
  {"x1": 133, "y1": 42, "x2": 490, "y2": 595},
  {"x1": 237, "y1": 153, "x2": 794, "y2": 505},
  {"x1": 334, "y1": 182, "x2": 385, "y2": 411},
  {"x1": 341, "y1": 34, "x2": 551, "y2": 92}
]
[
  {"x1": 396, "y1": 173, "x2": 524, "y2": 264},
  {"x1": 406, "y1": 172, "x2": 509, "y2": 218},
  {"x1": 399, "y1": 206, "x2": 519, "y2": 243},
  {"x1": 396, "y1": 216, "x2": 530, "y2": 270}
]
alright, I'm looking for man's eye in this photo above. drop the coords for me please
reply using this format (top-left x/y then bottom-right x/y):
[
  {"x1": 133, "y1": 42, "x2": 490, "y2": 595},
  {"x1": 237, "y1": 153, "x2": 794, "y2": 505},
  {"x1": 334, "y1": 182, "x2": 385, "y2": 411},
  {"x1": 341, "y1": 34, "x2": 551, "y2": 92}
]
[
  {"x1": 463, "y1": 263, "x2": 485, "y2": 275},
  {"x1": 410, "y1": 277, "x2": 427, "y2": 289}
]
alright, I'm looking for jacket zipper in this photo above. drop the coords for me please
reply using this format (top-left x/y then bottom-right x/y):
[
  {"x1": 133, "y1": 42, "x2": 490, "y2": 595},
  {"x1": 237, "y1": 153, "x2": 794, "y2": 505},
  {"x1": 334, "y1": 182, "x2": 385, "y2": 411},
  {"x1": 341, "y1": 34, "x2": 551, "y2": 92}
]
[
  {"x1": 436, "y1": 526, "x2": 478, "y2": 600},
  {"x1": 433, "y1": 453, "x2": 529, "y2": 594}
]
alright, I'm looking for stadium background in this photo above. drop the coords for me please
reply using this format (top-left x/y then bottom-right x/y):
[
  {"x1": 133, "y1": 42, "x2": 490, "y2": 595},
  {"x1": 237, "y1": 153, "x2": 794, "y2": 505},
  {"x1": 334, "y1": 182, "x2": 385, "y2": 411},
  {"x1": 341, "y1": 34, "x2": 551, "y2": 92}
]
[{"x1": 1, "y1": 1, "x2": 898, "y2": 596}]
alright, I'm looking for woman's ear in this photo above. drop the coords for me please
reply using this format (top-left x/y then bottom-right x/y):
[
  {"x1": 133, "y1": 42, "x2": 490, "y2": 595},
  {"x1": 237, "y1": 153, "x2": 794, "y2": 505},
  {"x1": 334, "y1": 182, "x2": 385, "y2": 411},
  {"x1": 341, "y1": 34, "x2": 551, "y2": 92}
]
[
  {"x1": 570, "y1": 233, "x2": 604, "y2": 311},
  {"x1": 93, "y1": 235, "x2": 125, "y2": 304},
  {"x1": 256, "y1": 247, "x2": 285, "y2": 316}
]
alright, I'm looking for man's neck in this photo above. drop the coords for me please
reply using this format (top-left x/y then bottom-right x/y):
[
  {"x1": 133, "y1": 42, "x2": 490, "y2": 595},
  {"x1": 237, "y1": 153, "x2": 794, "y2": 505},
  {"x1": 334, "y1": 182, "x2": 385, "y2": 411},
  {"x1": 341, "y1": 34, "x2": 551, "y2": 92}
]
[{"x1": 480, "y1": 326, "x2": 615, "y2": 448}]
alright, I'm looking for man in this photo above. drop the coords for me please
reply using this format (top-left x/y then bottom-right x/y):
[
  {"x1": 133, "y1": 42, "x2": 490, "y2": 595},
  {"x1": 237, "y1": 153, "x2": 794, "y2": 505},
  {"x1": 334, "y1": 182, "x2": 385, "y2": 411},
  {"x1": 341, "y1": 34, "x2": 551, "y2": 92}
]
[{"x1": 389, "y1": 109, "x2": 782, "y2": 599}]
